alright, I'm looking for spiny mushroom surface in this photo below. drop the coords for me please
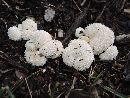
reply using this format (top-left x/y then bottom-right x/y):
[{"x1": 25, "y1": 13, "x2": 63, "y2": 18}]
[
  {"x1": 7, "y1": 26, "x2": 22, "y2": 41},
  {"x1": 24, "y1": 50, "x2": 47, "y2": 66},
  {"x1": 62, "y1": 39, "x2": 94, "y2": 71},
  {"x1": 99, "y1": 46, "x2": 118, "y2": 60},
  {"x1": 84, "y1": 23, "x2": 115, "y2": 55},
  {"x1": 25, "y1": 40, "x2": 37, "y2": 52},
  {"x1": 39, "y1": 40, "x2": 64, "y2": 59},
  {"x1": 21, "y1": 18, "x2": 37, "y2": 40},
  {"x1": 22, "y1": 29, "x2": 36, "y2": 40},
  {"x1": 7, "y1": 18, "x2": 38, "y2": 41},
  {"x1": 22, "y1": 18, "x2": 37, "y2": 31},
  {"x1": 32, "y1": 30, "x2": 52, "y2": 48},
  {"x1": 25, "y1": 39, "x2": 47, "y2": 66}
]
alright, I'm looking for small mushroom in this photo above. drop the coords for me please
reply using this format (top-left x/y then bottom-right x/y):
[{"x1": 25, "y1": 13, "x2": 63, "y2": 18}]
[
  {"x1": 7, "y1": 26, "x2": 22, "y2": 41},
  {"x1": 39, "y1": 40, "x2": 64, "y2": 59},
  {"x1": 33, "y1": 30, "x2": 52, "y2": 48},
  {"x1": 22, "y1": 18, "x2": 37, "y2": 31},
  {"x1": 99, "y1": 46, "x2": 118, "y2": 60},
  {"x1": 25, "y1": 40, "x2": 37, "y2": 51},
  {"x1": 75, "y1": 27, "x2": 85, "y2": 38},
  {"x1": 24, "y1": 50, "x2": 47, "y2": 66}
]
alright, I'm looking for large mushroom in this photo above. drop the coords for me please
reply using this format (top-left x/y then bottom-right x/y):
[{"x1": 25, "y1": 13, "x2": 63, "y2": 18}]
[
  {"x1": 84, "y1": 23, "x2": 115, "y2": 55},
  {"x1": 62, "y1": 39, "x2": 94, "y2": 71}
]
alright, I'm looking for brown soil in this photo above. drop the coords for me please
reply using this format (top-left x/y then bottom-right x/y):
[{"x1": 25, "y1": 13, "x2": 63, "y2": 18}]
[{"x1": 0, "y1": 0, "x2": 130, "y2": 98}]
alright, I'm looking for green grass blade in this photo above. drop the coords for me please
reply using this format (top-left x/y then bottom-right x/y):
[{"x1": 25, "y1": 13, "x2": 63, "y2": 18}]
[
  {"x1": 102, "y1": 86, "x2": 128, "y2": 98},
  {"x1": 92, "y1": 72, "x2": 102, "y2": 86},
  {"x1": 0, "y1": 87, "x2": 3, "y2": 98},
  {"x1": 8, "y1": 87, "x2": 15, "y2": 98}
]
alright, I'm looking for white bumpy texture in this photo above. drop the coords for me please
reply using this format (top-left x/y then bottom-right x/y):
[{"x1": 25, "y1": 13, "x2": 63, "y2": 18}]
[{"x1": 62, "y1": 39, "x2": 94, "y2": 71}]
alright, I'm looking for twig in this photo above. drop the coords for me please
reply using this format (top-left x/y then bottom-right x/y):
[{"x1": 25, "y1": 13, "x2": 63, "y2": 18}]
[
  {"x1": 11, "y1": 69, "x2": 46, "y2": 92},
  {"x1": 65, "y1": 76, "x2": 77, "y2": 98},
  {"x1": 81, "y1": 0, "x2": 86, "y2": 6},
  {"x1": 0, "y1": 51, "x2": 27, "y2": 72},
  {"x1": 88, "y1": 66, "x2": 94, "y2": 82},
  {"x1": 124, "y1": 9, "x2": 130, "y2": 13},
  {"x1": 95, "y1": 59, "x2": 128, "y2": 62},
  {"x1": 48, "y1": 83, "x2": 52, "y2": 97},
  {"x1": 120, "y1": 0, "x2": 127, "y2": 12},
  {"x1": 62, "y1": 2, "x2": 91, "y2": 45},
  {"x1": 0, "y1": 69, "x2": 13, "y2": 74},
  {"x1": 125, "y1": 51, "x2": 130, "y2": 81},
  {"x1": 25, "y1": 78, "x2": 32, "y2": 98},
  {"x1": 116, "y1": 34, "x2": 130, "y2": 41},
  {"x1": 72, "y1": 0, "x2": 82, "y2": 12},
  {"x1": 115, "y1": 34, "x2": 130, "y2": 44},
  {"x1": 93, "y1": 0, "x2": 106, "y2": 3},
  {"x1": 1, "y1": 0, "x2": 11, "y2": 9},
  {"x1": 95, "y1": 4, "x2": 107, "y2": 22},
  {"x1": 1, "y1": 0, "x2": 18, "y2": 19},
  {"x1": 0, "y1": 18, "x2": 7, "y2": 29},
  {"x1": 56, "y1": 92, "x2": 64, "y2": 98}
]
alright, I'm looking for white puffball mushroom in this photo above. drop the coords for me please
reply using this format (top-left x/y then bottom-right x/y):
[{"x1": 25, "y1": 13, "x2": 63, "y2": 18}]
[
  {"x1": 22, "y1": 18, "x2": 37, "y2": 31},
  {"x1": 75, "y1": 27, "x2": 85, "y2": 37},
  {"x1": 33, "y1": 30, "x2": 52, "y2": 48},
  {"x1": 90, "y1": 35, "x2": 115, "y2": 55},
  {"x1": 22, "y1": 30, "x2": 36, "y2": 40},
  {"x1": 44, "y1": 7, "x2": 55, "y2": 22},
  {"x1": 17, "y1": 18, "x2": 38, "y2": 40},
  {"x1": 25, "y1": 40, "x2": 37, "y2": 51},
  {"x1": 39, "y1": 40, "x2": 64, "y2": 59},
  {"x1": 24, "y1": 50, "x2": 47, "y2": 66},
  {"x1": 84, "y1": 23, "x2": 115, "y2": 55},
  {"x1": 62, "y1": 39, "x2": 94, "y2": 71},
  {"x1": 62, "y1": 46, "x2": 77, "y2": 67},
  {"x1": 74, "y1": 55, "x2": 94, "y2": 71},
  {"x1": 99, "y1": 46, "x2": 118, "y2": 60},
  {"x1": 58, "y1": 28, "x2": 64, "y2": 38},
  {"x1": 7, "y1": 26, "x2": 22, "y2": 41}
]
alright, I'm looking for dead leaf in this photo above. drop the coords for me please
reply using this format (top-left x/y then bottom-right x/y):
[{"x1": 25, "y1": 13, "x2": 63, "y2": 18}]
[{"x1": 15, "y1": 70, "x2": 25, "y2": 79}]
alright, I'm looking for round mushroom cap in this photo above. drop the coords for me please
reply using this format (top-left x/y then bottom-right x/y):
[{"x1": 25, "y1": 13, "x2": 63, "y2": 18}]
[
  {"x1": 24, "y1": 50, "x2": 47, "y2": 66},
  {"x1": 32, "y1": 30, "x2": 52, "y2": 48},
  {"x1": 22, "y1": 18, "x2": 37, "y2": 31},
  {"x1": 62, "y1": 39, "x2": 94, "y2": 71},
  {"x1": 39, "y1": 40, "x2": 64, "y2": 59},
  {"x1": 44, "y1": 7, "x2": 55, "y2": 22},
  {"x1": 85, "y1": 23, "x2": 115, "y2": 55},
  {"x1": 25, "y1": 40, "x2": 37, "y2": 52},
  {"x1": 75, "y1": 27, "x2": 85, "y2": 38},
  {"x1": 7, "y1": 26, "x2": 22, "y2": 41},
  {"x1": 22, "y1": 30, "x2": 35, "y2": 40},
  {"x1": 99, "y1": 46, "x2": 118, "y2": 60}
]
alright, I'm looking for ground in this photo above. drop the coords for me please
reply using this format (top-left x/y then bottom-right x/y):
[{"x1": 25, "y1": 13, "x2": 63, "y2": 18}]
[{"x1": 0, "y1": 0, "x2": 130, "y2": 98}]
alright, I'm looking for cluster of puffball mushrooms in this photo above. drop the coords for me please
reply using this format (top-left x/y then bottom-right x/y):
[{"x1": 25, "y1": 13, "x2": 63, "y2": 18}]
[{"x1": 7, "y1": 18, "x2": 118, "y2": 71}]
